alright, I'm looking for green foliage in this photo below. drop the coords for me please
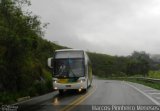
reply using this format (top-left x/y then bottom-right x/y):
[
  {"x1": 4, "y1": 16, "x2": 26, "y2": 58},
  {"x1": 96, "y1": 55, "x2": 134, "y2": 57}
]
[
  {"x1": 127, "y1": 78, "x2": 160, "y2": 90},
  {"x1": 88, "y1": 51, "x2": 152, "y2": 78},
  {"x1": 0, "y1": 0, "x2": 65, "y2": 104},
  {"x1": 126, "y1": 51, "x2": 150, "y2": 76},
  {"x1": 88, "y1": 52, "x2": 128, "y2": 77},
  {"x1": 106, "y1": 77, "x2": 160, "y2": 90},
  {"x1": 0, "y1": 92, "x2": 17, "y2": 104},
  {"x1": 149, "y1": 71, "x2": 160, "y2": 79}
]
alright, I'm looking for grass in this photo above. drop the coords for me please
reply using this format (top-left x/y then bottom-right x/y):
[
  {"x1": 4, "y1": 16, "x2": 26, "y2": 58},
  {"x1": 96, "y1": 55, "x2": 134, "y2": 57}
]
[
  {"x1": 148, "y1": 71, "x2": 160, "y2": 79},
  {"x1": 0, "y1": 92, "x2": 25, "y2": 105},
  {"x1": 124, "y1": 78, "x2": 160, "y2": 90},
  {"x1": 0, "y1": 68, "x2": 53, "y2": 105}
]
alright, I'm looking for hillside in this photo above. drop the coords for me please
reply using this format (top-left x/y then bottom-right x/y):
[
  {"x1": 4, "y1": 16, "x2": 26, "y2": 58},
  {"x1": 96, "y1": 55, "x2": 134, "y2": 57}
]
[
  {"x1": 88, "y1": 52, "x2": 128, "y2": 77},
  {"x1": 150, "y1": 54, "x2": 160, "y2": 63},
  {"x1": 0, "y1": 0, "x2": 67, "y2": 104}
]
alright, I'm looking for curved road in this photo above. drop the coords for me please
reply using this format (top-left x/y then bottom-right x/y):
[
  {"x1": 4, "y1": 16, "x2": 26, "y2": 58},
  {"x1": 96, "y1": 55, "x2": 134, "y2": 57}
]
[{"x1": 25, "y1": 79, "x2": 160, "y2": 111}]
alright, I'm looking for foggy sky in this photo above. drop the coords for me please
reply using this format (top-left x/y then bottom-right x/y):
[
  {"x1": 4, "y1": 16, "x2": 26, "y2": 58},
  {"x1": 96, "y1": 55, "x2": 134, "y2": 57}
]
[{"x1": 29, "y1": 0, "x2": 160, "y2": 56}]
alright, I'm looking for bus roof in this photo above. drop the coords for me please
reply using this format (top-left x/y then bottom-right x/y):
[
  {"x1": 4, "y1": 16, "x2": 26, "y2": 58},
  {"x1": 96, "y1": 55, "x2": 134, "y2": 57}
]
[
  {"x1": 55, "y1": 49, "x2": 85, "y2": 59},
  {"x1": 55, "y1": 49, "x2": 84, "y2": 52}
]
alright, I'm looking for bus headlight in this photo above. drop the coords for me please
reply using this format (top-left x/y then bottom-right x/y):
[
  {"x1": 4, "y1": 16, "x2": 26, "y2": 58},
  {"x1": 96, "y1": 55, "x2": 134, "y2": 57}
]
[
  {"x1": 54, "y1": 87, "x2": 58, "y2": 90},
  {"x1": 78, "y1": 79, "x2": 85, "y2": 83},
  {"x1": 54, "y1": 80, "x2": 57, "y2": 83}
]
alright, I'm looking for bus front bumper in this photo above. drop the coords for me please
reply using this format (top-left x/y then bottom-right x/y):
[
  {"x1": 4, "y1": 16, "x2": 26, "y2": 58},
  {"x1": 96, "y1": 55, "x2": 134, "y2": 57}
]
[{"x1": 53, "y1": 82, "x2": 87, "y2": 90}]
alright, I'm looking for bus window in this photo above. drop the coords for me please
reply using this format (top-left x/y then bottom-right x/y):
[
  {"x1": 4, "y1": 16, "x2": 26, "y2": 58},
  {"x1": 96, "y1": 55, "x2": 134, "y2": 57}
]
[{"x1": 54, "y1": 58, "x2": 84, "y2": 78}]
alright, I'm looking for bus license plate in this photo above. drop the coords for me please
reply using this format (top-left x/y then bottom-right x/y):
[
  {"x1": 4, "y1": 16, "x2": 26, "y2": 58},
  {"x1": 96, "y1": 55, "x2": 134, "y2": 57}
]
[{"x1": 66, "y1": 85, "x2": 71, "y2": 87}]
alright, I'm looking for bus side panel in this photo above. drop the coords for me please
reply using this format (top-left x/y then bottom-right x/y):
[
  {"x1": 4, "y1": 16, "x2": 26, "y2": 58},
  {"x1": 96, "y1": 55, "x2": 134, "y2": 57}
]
[
  {"x1": 88, "y1": 63, "x2": 92, "y2": 86},
  {"x1": 85, "y1": 52, "x2": 92, "y2": 87}
]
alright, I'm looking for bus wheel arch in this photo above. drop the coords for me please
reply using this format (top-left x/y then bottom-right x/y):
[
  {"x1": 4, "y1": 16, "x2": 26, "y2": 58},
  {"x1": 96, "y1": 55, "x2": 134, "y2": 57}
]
[{"x1": 59, "y1": 89, "x2": 64, "y2": 95}]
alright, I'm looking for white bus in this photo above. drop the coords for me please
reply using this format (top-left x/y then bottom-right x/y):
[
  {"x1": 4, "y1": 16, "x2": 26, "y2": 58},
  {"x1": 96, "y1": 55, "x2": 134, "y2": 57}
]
[{"x1": 48, "y1": 49, "x2": 93, "y2": 94}]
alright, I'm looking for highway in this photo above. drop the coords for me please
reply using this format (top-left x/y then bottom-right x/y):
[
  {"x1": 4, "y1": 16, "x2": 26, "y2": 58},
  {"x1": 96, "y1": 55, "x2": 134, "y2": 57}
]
[{"x1": 23, "y1": 79, "x2": 160, "y2": 111}]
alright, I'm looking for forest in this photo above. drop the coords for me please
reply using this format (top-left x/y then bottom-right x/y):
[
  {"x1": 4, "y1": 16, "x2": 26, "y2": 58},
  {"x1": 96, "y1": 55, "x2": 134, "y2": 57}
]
[
  {"x1": 88, "y1": 51, "x2": 159, "y2": 78},
  {"x1": 0, "y1": 0, "x2": 65, "y2": 103}
]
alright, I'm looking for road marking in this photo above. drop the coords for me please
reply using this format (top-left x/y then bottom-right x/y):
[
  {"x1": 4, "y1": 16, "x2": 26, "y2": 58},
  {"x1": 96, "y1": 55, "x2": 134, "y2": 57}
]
[
  {"x1": 125, "y1": 82, "x2": 160, "y2": 105},
  {"x1": 148, "y1": 93, "x2": 160, "y2": 95},
  {"x1": 144, "y1": 90, "x2": 158, "y2": 92},
  {"x1": 155, "y1": 97, "x2": 160, "y2": 100},
  {"x1": 66, "y1": 85, "x2": 97, "y2": 111},
  {"x1": 60, "y1": 85, "x2": 97, "y2": 111}
]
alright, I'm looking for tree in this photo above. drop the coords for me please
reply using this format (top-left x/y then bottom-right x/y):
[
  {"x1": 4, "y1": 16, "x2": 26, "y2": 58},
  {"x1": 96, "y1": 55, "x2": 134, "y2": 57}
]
[{"x1": 126, "y1": 51, "x2": 150, "y2": 76}]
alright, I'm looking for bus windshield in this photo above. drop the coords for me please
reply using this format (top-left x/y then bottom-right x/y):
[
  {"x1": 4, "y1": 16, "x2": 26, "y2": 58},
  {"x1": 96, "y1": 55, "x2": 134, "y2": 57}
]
[{"x1": 54, "y1": 58, "x2": 84, "y2": 78}]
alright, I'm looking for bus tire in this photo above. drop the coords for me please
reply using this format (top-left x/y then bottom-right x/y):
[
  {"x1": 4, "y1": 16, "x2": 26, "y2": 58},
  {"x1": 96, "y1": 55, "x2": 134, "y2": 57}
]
[
  {"x1": 59, "y1": 89, "x2": 64, "y2": 95},
  {"x1": 83, "y1": 88, "x2": 87, "y2": 93},
  {"x1": 87, "y1": 79, "x2": 89, "y2": 88},
  {"x1": 83, "y1": 80, "x2": 88, "y2": 92}
]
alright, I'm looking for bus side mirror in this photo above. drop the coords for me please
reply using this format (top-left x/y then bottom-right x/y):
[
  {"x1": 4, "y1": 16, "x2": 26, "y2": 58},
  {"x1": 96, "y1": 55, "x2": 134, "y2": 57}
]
[{"x1": 48, "y1": 57, "x2": 54, "y2": 68}]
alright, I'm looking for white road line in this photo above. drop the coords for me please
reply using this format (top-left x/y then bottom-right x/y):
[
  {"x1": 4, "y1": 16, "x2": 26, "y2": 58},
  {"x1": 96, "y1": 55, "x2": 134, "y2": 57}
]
[
  {"x1": 148, "y1": 93, "x2": 160, "y2": 95},
  {"x1": 125, "y1": 82, "x2": 160, "y2": 105},
  {"x1": 155, "y1": 97, "x2": 160, "y2": 100},
  {"x1": 144, "y1": 90, "x2": 158, "y2": 92}
]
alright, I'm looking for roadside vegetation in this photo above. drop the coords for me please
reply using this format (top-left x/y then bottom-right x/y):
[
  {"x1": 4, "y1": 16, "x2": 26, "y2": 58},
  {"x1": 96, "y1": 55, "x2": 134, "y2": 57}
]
[
  {"x1": 0, "y1": 0, "x2": 66, "y2": 104},
  {"x1": 126, "y1": 78, "x2": 160, "y2": 90},
  {"x1": 88, "y1": 51, "x2": 160, "y2": 78},
  {"x1": 1, "y1": 0, "x2": 160, "y2": 104},
  {"x1": 148, "y1": 71, "x2": 160, "y2": 79},
  {"x1": 106, "y1": 77, "x2": 160, "y2": 90}
]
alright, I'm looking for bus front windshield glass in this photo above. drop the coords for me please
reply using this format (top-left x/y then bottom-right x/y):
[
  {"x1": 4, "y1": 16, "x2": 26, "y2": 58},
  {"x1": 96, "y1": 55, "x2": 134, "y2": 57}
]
[{"x1": 54, "y1": 58, "x2": 84, "y2": 78}]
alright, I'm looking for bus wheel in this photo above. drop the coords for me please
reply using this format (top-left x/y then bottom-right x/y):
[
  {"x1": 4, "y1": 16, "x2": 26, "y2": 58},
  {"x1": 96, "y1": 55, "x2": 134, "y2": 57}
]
[
  {"x1": 59, "y1": 89, "x2": 64, "y2": 95},
  {"x1": 83, "y1": 87, "x2": 88, "y2": 93},
  {"x1": 83, "y1": 83, "x2": 88, "y2": 92}
]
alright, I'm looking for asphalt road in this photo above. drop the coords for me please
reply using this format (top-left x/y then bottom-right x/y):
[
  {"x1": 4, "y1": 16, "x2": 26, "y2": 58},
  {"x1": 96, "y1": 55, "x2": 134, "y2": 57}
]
[{"x1": 23, "y1": 79, "x2": 160, "y2": 111}]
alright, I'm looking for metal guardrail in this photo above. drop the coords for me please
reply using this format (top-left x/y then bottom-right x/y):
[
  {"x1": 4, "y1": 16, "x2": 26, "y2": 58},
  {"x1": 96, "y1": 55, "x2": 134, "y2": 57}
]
[
  {"x1": 128, "y1": 77, "x2": 160, "y2": 83},
  {"x1": 111, "y1": 76, "x2": 160, "y2": 83}
]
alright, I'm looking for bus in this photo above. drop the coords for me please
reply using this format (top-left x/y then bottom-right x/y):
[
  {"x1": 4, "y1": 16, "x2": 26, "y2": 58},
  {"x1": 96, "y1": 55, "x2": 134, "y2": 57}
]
[{"x1": 47, "y1": 49, "x2": 93, "y2": 94}]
